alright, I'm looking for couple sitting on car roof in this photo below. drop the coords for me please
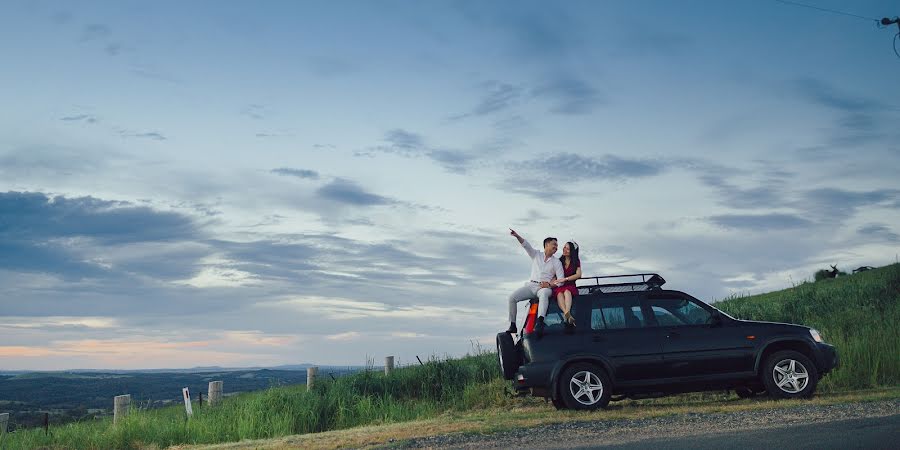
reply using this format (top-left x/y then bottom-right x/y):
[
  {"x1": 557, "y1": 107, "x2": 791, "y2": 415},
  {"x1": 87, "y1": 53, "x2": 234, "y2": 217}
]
[{"x1": 506, "y1": 229, "x2": 581, "y2": 337}]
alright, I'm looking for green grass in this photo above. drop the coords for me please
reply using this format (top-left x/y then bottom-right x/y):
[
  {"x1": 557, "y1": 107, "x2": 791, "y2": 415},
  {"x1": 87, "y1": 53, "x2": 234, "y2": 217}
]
[
  {"x1": 2, "y1": 354, "x2": 507, "y2": 450},
  {"x1": 5, "y1": 264, "x2": 899, "y2": 449},
  {"x1": 715, "y1": 263, "x2": 900, "y2": 391}
]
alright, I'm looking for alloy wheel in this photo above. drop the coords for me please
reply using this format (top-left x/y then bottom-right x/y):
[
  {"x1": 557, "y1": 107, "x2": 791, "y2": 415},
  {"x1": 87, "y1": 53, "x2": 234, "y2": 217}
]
[
  {"x1": 569, "y1": 370, "x2": 604, "y2": 405},
  {"x1": 773, "y1": 359, "x2": 810, "y2": 394}
]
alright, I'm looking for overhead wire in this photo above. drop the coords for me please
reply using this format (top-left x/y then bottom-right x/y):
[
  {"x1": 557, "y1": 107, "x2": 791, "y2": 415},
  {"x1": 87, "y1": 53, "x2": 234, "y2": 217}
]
[
  {"x1": 774, "y1": 0, "x2": 899, "y2": 60},
  {"x1": 773, "y1": 0, "x2": 881, "y2": 24}
]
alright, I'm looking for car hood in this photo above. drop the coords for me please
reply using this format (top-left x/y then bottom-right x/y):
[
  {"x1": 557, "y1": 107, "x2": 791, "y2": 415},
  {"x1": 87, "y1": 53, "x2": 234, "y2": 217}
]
[{"x1": 734, "y1": 318, "x2": 810, "y2": 331}]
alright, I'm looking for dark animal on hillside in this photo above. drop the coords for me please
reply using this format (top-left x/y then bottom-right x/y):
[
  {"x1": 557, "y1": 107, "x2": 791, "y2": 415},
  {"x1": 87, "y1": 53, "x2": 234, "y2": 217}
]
[
  {"x1": 853, "y1": 266, "x2": 875, "y2": 274},
  {"x1": 826, "y1": 265, "x2": 839, "y2": 278}
]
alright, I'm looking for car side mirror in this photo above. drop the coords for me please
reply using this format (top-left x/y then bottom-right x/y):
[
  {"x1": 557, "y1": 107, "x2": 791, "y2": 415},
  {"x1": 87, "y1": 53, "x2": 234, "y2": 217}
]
[{"x1": 710, "y1": 311, "x2": 723, "y2": 327}]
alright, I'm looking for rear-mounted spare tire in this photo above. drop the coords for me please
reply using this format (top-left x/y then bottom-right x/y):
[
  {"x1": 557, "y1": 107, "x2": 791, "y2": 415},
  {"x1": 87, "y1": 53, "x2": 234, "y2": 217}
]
[{"x1": 496, "y1": 332, "x2": 520, "y2": 380}]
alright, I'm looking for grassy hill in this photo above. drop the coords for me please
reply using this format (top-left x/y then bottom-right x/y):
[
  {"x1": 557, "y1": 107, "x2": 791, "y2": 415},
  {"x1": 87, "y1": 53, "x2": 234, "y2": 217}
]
[
  {"x1": 5, "y1": 264, "x2": 898, "y2": 449},
  {"x1": 714, "y1": 263, "x2": 900, "y2": 391}
]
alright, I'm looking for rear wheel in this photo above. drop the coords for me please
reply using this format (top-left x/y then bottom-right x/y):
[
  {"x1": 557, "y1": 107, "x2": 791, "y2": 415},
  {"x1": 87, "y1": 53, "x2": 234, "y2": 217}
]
[
  {"x1": 558, "y1": 363, "x2": 612, "y2": 410},
  {"x1": 551, "y1": 396, "x2": 566, "y2": 410},
  {"x1": 496, "y1": 332, "x2": 519, "y2": 380},
  {"x1": 762, "y1": 350, "x2": 819, "y2": 399}
]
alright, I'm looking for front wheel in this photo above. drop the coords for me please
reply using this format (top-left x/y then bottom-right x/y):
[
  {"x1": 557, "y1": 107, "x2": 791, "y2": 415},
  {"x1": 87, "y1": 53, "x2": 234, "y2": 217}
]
[
  {"x1": 762, "y1": 350, "x2": 819, "y2": 399},
  {"x1": 558, "y1": 363, "x2": 612, "y2": 410}
]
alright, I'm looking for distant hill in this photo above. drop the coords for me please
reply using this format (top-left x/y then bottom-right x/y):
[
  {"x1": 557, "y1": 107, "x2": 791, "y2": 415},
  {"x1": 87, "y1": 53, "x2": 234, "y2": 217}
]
[{"x1": 0, "y1": 362, "x2": 338, "y2": 376}]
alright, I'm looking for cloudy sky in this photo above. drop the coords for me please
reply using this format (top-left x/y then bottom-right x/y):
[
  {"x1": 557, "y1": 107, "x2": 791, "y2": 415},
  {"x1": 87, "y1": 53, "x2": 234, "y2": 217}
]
[{"x1": 1, "y1": 0, "x2": 899, "y2": 370}]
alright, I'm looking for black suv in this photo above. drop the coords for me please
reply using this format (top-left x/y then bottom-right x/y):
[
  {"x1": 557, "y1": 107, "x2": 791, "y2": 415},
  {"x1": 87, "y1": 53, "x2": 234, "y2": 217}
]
[{"x1": 496, "y1": 274, "x2": 839, "y2": 410}]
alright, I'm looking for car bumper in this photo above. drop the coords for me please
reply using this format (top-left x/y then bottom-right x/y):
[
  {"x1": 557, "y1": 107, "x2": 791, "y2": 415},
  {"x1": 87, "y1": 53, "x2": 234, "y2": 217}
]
[
  {"x1": 815, "y1": 343, "x2": 839, "y2": 375},
  {"x1": 513, "y1": 361, "x2": 555, "y2": 393}
]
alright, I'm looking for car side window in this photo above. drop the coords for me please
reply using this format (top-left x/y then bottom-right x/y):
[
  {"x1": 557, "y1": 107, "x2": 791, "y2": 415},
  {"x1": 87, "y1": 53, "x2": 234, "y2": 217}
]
[
  {"x1": 647, "y1": 296, "x2": 712, "y2": 326},
  {"x1": 591, "y1": 297, "x2": 646, "y2": 330}
]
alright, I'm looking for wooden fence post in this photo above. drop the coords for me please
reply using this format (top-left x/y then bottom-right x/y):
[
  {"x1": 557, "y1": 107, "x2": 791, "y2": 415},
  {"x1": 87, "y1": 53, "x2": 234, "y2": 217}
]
[
  {"x1": 113, "y1": 395, "x2": 130, "y2": 424},
  {"x1": 306, "y1": 367, "x2": 318, "y2": 392},
  {"x1": 385, "y1": 356, "x2": 394, "y2": 376},
  {"x1": 1, "y1": 412, "x2": 9, "y2": 435},
  {"x1": 207, "y1": 381, "x2": 223, "y2": 407}
]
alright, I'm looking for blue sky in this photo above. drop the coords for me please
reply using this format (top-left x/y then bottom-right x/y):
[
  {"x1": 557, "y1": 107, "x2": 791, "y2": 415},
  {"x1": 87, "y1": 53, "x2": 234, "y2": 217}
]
[{"x1": 1, "y1": 0, "x2": 898, "y2": 370}]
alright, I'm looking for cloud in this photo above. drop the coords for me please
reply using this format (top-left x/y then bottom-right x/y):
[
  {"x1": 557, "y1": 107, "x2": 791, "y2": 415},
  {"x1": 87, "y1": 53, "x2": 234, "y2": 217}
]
[
  {"x1": 514, "y1": 209, "x2": 550, "y2": 225},
  {"x1": 790, "y1": 77, "x2": 894, "y2": 149},
  {"x1": 79, "y1": 24, "x2": 111, "y2": 42},
  {"x1": 515, "y1": 152, "x2": 663, "y2": 182},
  {"x1": 426, "y1": 149, "x2": 475, "y2": 174},
  {"x1": 105, "y1": 43, "x2": 122, "y2": 56},
  {"x1": 60, "y1": 114, "x2": 99, "y2": 124},
  {"x1": 118, "y1": 131, "x2": 167, "y2": 140},
  {"x1": 383, "y1": 128, "x2": 426, "y2": 154},
  {"x1": 240, "y1": 104, "x2": 265, "y2": 120},
  {"x1": 708, "y1": 213, "x2": 813, "y2": 231},
  {"x1": 697, "y1": 170, "x2": 790, "y2": 210},
  {"x1": 0, "y1": 192, "x2": 207, "y2": 282},
  {"x1": 450, "y1": 81, "x2": 524, "y2": 120},
  {"x1": 857, "y1": 223, "x2": 899, "y2": 242},
  {"x1": 0, "y1": 192, "x2": 199, "y2": 245},
  {"x1": 532, "y1": 76, "x2": 603, "y2": 115},
  {"x1": 325, "y1": 331, "x2": 361, "y2": 341},
  {"x1": 499, "y1": 153, "x2": 665, "y2": 200},
  {"x1": 359, "y1": 129, "x2": 478, "y2": 174},
  {"x1": 315, "y1": 179, "x2": 391, "y2": 206},
  {"x1": 454, "y1": 1, "x2": 582, "y2": 64},
  {"x1": 802, "y1": 188, "x2": 900, "y2": 222},
  {"x1": 271, "y1": 167, "x2": 320, "y2": 180}
]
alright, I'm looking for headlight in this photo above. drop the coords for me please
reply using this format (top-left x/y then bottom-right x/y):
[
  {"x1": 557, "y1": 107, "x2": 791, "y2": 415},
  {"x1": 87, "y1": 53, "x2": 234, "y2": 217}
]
[{"x1": 810, "y1": 329, "x2": 823, "y2": 343}]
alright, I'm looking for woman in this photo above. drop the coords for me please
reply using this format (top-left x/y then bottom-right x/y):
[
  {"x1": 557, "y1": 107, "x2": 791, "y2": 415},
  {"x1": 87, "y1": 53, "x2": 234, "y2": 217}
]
[{"x1": 553, "y1": 241, "x2": 581, "y2": 327}]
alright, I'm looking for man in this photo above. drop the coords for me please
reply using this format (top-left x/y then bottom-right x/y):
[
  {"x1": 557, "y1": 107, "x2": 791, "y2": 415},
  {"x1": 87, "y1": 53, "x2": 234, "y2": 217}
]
[{"x1": 506, "y1": 229, "x2": 564, "y2": 338}]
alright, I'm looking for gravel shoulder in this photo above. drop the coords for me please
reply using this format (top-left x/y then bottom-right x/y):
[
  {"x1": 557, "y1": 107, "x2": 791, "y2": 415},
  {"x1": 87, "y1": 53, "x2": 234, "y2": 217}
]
[
  {"x1": 395, "y1": 399, "x2": 900, "y2": 449},
  {"x1": 171, "y1": 388, "x2": 900, "y2": 450}
]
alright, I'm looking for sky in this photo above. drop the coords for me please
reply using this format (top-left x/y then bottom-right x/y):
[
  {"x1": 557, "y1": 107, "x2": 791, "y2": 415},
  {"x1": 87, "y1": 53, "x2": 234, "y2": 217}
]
[{"x1": 1, "y1": 0, "x2": 898, "y2": 370}]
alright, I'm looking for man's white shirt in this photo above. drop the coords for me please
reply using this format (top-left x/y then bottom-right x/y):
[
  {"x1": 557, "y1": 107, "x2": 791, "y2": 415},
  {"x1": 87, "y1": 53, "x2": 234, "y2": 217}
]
[{"x1": 522, "y1": 240, "x2": 564, "y2": 286}]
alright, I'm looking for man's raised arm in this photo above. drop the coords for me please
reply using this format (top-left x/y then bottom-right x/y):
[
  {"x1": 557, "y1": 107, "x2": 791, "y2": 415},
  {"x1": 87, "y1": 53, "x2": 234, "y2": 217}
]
[{"x1": 510, "y1": 228, "x2": 539, "y2": 258}]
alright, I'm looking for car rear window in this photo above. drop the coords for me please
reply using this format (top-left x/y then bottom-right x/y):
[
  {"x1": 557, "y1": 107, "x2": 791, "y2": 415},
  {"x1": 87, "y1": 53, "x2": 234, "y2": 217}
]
[{"x1": 591, "y1": 297, "x2": 646, "y2": 330}]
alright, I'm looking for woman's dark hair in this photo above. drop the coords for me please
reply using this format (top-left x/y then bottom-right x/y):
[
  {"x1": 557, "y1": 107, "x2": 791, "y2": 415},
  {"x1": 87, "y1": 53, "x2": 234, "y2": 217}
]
[{"x1": 560, "y1": 241, "x2": 580, "y2": 268}]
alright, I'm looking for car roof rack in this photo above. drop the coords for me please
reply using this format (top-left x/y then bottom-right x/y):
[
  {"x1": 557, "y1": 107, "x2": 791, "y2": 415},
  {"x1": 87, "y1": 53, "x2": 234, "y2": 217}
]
[{"x1": 575, "y1": 273, "x2": 665, "y2": 295}]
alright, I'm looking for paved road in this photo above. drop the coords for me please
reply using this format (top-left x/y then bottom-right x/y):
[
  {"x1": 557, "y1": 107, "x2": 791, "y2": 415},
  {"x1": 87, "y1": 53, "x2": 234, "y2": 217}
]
[
  {"x1": 399, "y1": 399, "x2": 900, "y2": 449},
  {"x1": 598, "y1": 414, "x2": 900, "y2": 450}
]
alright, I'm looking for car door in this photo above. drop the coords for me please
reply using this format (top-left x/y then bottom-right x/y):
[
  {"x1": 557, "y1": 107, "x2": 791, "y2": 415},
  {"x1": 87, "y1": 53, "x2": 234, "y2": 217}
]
[
  {"x1": 647, "y1": 293, "x2": 755, "y2": 378},
  {"x1": 589, "y1": 294, "x2": 666, "y2": 384}
]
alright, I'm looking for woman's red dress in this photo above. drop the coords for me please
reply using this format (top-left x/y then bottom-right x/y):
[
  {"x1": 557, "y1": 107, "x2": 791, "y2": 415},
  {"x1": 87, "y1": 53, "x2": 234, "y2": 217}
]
[{"x1": 553, "y1": 260, "x2": 579, "y2": 297}]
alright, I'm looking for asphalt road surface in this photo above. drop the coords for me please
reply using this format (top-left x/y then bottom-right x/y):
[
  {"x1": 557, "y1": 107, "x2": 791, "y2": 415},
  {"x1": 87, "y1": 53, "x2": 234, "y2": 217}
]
[
  {"x1": 599, "y1": 414, "x2": 900, "y2": 450},
  {"x1": 398, "y1": 399, "x2": 900, "y2": 449}
]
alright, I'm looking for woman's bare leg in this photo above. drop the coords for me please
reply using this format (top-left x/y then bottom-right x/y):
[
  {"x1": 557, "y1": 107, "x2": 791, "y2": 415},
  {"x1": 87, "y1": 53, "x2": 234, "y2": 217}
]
[
  {"x1": 556, "y1": 292, "x2": 566, "y2": 315},
  {"x1": 563, "y1": 291, "x2": 574, "y2": 323}
]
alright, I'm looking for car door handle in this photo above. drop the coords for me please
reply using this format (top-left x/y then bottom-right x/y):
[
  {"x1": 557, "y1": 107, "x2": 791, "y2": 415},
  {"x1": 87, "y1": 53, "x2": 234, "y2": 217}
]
[{"x1": 667, "y1": 331, "x2": 680, "y2": 339}]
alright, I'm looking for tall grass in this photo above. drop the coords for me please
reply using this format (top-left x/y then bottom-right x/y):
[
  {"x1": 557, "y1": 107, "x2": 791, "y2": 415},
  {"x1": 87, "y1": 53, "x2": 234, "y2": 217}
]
[
  {"x1": 3, "y1": 352, "x2": 509, "y2": 449},
  {"x1": 6, "y1": 264, "x2": 898, "y2": 449},
  {"x1": 715, "y1": 263, "x2": 900, "y2": 391}
]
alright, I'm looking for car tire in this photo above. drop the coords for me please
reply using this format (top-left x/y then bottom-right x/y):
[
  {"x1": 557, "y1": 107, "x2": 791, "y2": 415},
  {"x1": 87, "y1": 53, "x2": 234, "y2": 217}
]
[
  {"x1": 558, "y1": 363, "x2": 612, "y2": 410},
  {"x1": 762, "y1": 350, "x2": 819, "y2": 399},
  {"x1": 551, "y1": 396, "x2": 566, "y2": 410},
  {"x1": 496, "y1": 332, "x2": 519, "y2": 380}
]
